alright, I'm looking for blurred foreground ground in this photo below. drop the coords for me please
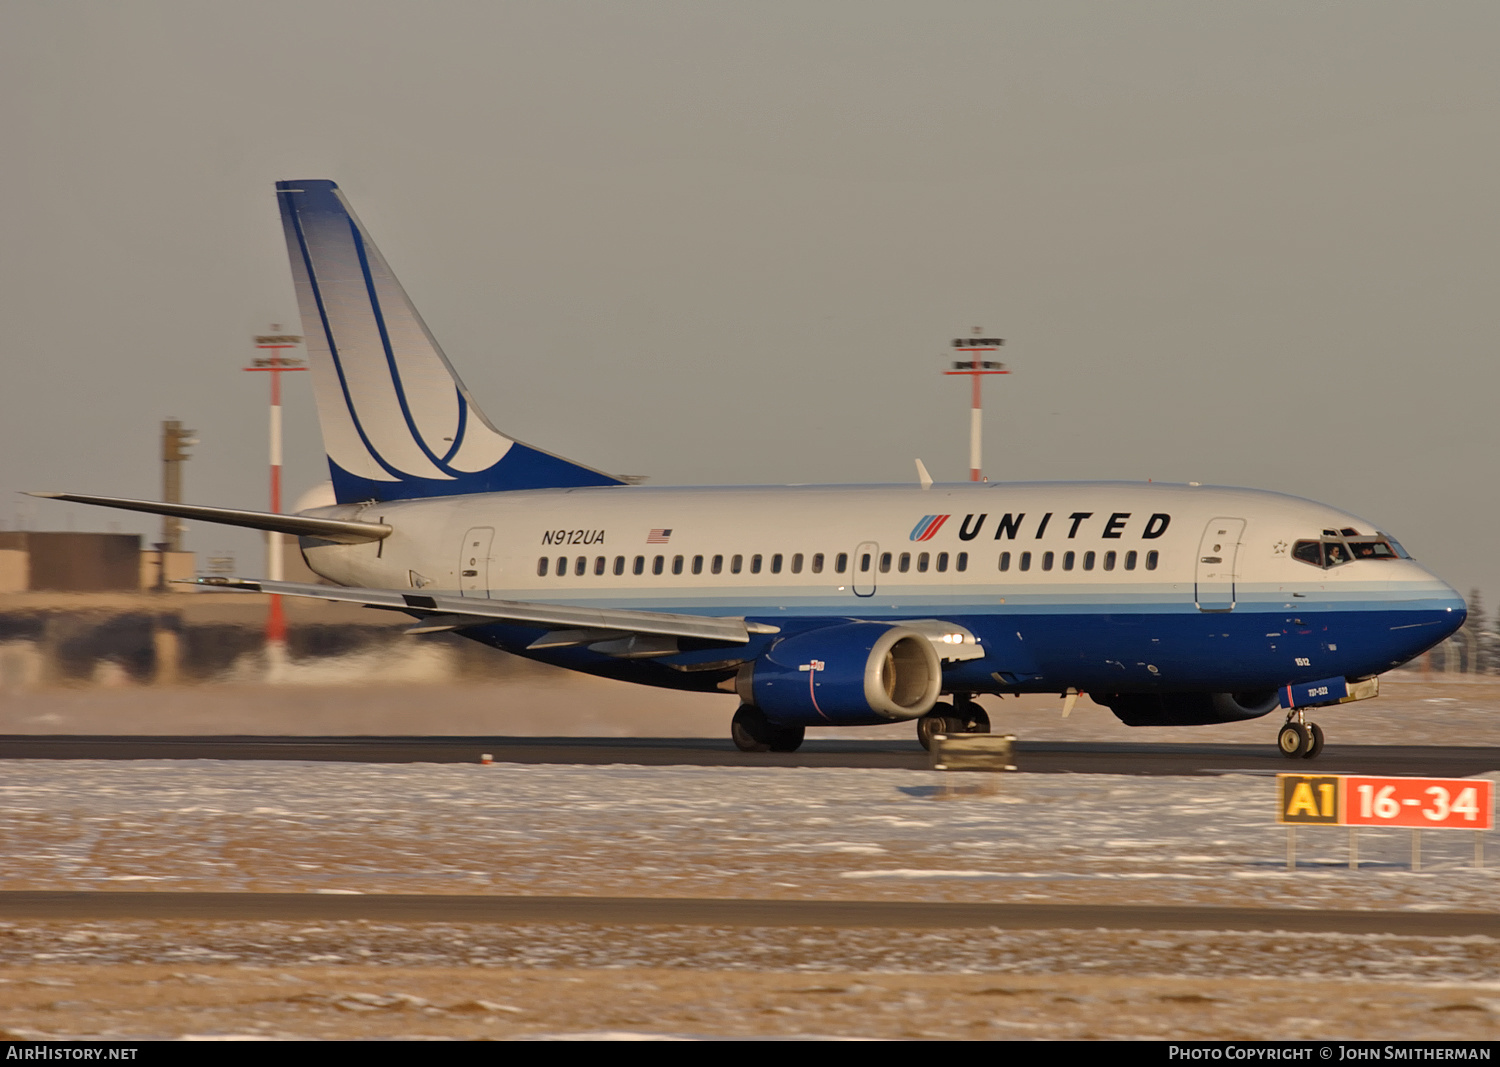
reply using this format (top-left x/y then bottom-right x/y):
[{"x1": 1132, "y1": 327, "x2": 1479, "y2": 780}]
[{"x1": 1, "y1": 667, "x2": 1496, "y2": 748}]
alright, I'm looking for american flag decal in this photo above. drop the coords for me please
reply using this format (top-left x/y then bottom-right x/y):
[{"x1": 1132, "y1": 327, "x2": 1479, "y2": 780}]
[{"x1": 646, "y1": 529, "x2": 673, "y2": 543}]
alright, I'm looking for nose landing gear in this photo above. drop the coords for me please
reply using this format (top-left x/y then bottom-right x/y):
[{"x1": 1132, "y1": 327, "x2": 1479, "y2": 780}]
[{"x1": 1277, "y1": 711, "x2": 1325, "y2": 759}]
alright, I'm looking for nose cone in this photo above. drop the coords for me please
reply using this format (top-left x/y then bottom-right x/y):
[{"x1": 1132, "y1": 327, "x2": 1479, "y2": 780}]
[{"x1": 1390, "y1": 567, "x2": 1467, "y2": 666}]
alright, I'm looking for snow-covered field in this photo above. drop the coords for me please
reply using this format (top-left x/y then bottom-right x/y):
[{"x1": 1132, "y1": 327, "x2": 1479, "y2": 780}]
[
  {"x1": 0, "y1": 760, "x2": 1495, "y2": 910},
  {"x1": 0, "y1": 759, "x2": 1495, "y2": 1038}
]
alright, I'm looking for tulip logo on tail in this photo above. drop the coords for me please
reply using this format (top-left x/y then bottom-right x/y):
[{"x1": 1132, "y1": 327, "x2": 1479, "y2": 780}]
[{"x1": 909, "y1": 515, "x2": 950, "y2": 542}]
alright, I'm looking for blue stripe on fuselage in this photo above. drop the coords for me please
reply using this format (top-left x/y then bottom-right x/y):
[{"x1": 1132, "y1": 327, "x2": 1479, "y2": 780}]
[{"x1": 452, "y1": 598, "x2": 1463, "y2": 696}]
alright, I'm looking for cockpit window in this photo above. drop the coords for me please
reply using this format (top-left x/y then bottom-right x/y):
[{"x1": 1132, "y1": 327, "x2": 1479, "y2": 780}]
[
  {"x1": 1378, "y1": 533, "x2": 1412, "y2": 559},
  {"x1": 1292, "y1": 535, "x2": 1401, "y2": 569},
  {"x1": 1292, "y1": 540, "x2": 1324, "y2": 567}
]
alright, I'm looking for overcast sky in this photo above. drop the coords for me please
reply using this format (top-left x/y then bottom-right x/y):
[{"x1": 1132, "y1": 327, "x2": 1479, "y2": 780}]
[{"x1": 3, "y1": 2, "x2": 1497, "y2": 603}]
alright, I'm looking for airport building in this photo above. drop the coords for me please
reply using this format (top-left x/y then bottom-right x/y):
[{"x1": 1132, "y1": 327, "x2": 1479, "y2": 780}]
[{"x1": 0, "y1": 532, "x2": 196, "y2": 593}]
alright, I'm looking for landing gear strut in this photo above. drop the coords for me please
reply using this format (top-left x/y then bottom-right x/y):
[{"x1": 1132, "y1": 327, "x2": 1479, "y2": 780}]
[
  {"x1": 731, "y1": 704, "x2": 805, "y2": 753},
  {"x1": 916, "y1": 697, "x2": 990, "y2": 752},
  {"x1": 1278, "y1": 710, "x2": 1325, "y2": 760}
]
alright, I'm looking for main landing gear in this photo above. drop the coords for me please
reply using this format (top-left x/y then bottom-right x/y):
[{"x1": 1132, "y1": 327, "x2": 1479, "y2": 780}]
[
  {"x1": 1278, "y1": 710, "x2": 1325, "y2": 760},
  {"x1": 916, "y1": 697, "x2": 991, "y2": 752},
  {"x1": 731, "y1": 704, "x2": 805, "y2": 753}
]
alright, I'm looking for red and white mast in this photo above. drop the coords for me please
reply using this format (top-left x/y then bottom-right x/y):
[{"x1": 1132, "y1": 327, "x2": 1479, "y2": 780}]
[
  {"x1": 943, "y1": 328, "x2": 1008, "y2": 481},
  {"x1": 246, "y1": 328, "x2": 307, "y2": 660}
]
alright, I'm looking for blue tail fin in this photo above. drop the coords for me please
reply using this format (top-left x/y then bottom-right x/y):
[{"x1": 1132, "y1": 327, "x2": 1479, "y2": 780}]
[{"x1": 276, "y1": 180, "x2": 623, "y2": 503}]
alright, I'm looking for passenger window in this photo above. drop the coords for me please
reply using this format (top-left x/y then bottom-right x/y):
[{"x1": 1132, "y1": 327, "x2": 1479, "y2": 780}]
[
  {"x1": 712, "y1": 554, "x2": 723, "y2": 575},
  {"x1": 936, "y1": 552, "x2": 949, "y2": 573},
  {"x1": 956, "y1": 552, "x2": 968, "y2": 572},
  {"x1": 672, "y1": 555, "x2": 684, "y2": 575},
  {"x1": 575, "y1": 557, "x2": 586, "y2": 576},
  {"x1": 751, "y1": 554, "x2": 763, "y2": 574},
  {"x1": 999, "y1": 551, "x2": 1010, "y2": 572},
  {"x1": 835, "y1": 553, "x2": 848, "y2": 573},
  {"x1": 791, "y1": 553, "x2": 803, "y2": 574},
  {"x1": 594, "y1": 556, "x2": 606, "y2": 575},
  {"x1": 1083, "y1": 550, "x2": 1095, "y2": 571},
  {"x1": 1042, "y1": 551, "x2": 1054, "y2": 571},
  {"x1": 898, "y1": 552, "x2": 911, "y2": 573},
  {"x1": 731, "y1": 554, "x2": 743, "y2": 574},
  {"x1": 1019, "y1": 551, "x2": 1032, "y2": 571},
  {"x1": 537, "y1": 557, "x2": 548, "y2": 577},
  {"x1": 771, "y1": 553, "x2": 782, "y2": 574},
  {"x1": 633, "y1": 555, "x2": 645, "y2": 575},
  {"x1": 1103, "y1": 550, "x2": 1116, "y2": 571},
  {"x1": 692, "y1": 555, "x2": 703, "y2": 574},
  {"x1": 1125, "y1": 550, "x2": 1137, "y2": 571},
  {"x1": 653, "y1": 555, "x2": 665, "y2": 575},
  {"x1": 614, "y1": 556, "x2": 625, "y2": 575},
  {"x1": 1063, "y1": 551, "x2": 1075, "y2": 571},
  {"x1": 1146, "y1": 550, "x2": 1159, "y2": 571},
  {"x1": 557, "y1": 556, "x2": 568, "y2": 576},
  {"x1": 879, "y1": 552, "x2": 892, "y2": 573},
  {"x1": 917, "y1": 552, "x2": 929, "y2": 572},
  {"x1": 811, "y1": 553, "x2": 824, "y2": 574},
  {"x1": 860, "y1": 553, "x2": 871, "y2": 573}
]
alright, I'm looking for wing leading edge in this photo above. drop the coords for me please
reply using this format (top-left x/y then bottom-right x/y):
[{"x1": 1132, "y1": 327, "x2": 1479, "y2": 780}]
[{"x1": 189, "y1": 577, "x2": 781, "y2": 646}]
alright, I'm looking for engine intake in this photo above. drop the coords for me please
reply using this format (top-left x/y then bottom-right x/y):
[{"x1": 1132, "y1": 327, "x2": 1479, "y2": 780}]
[{"x1": 738, "y1": 623, "x2": 942, "y2": 727}]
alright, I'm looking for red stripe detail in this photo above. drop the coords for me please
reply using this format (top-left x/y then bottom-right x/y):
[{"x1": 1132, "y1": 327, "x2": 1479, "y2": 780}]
[{"x1": 919, "y1": 515, "x2": 949, "y2": 541}]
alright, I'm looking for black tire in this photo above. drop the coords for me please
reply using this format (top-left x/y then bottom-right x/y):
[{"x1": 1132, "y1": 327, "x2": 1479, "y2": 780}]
[
  {"x1": 916, "y1": 709, "x2": 962, "y2": 752},
  {"x1": 961, "y1": 705, "x2": 991, "y2": 733},
  {"x1": 1278, "y1": 722, "x2": 1309, "y2": 759},
  {"x1": 1303, "y1": 722, "x2": 1325, "y2": 760},
  {"x1": 769, "y1": 725, "x2": 805, "y2": 753},
  {"x1": 731, "y1": 704, "x2": 772, "y2": 753}
]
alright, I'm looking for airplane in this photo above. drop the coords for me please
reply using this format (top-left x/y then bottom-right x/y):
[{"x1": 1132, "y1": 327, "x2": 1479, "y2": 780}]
[{"x1": 35, "y1": 179, "x2": 1466, "y2": 758}]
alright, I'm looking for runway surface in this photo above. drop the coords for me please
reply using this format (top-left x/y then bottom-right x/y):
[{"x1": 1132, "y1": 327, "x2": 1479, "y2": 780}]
[
  {"x1": 0, "y1": 891, "x2": 1492, "y2": 936},
  {"x1": 1, "y1": 734, "x2": 1496, "y2": 776}
]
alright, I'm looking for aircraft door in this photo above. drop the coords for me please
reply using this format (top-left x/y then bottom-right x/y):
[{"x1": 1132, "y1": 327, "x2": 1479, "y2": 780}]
[
  {"x1": 852, "y1": 541, "x2": 878, "y2": 598},
  {"x1": 459, "y1": 527, "x2": 495, "y2": 596},
  {"x1": 1195, "y1": 517, "x2": 1245, "y2": 612}
]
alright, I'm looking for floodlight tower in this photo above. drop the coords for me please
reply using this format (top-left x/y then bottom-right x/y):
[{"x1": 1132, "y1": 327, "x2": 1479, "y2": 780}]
[
  {"x1": 245, "y1": 327, "x2": 306, "y2": 656},
  {"x1": 159, "y1": 419, "x2": 197, "y2": 551},
  {"x1": 943, "y1": 328, "x2": 1008, "y2": 481}
]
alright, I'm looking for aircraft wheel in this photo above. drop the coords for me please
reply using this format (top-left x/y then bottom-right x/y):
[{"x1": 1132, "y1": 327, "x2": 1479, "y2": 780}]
[
  {"x1": 961, "y1": 704, "x2": 991, "y2": 734},
  {"x1": 917, "y1": 706, "x2": 962, "y2": 752},
  {"x1": 1278, "y1": 722, "x2": 1310, "y2": 759},
  {"x1": 1302, "y1": 722, "x2": 1325, "y2": 760},
  {"x1": 731, "y1": 704, "x2": 773, "y2": 753},
  {"x1": 768, "y1": 725, "x2": 805, "y2": 753}
]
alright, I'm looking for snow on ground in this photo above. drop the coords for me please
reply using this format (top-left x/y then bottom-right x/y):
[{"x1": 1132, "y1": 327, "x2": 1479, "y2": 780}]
[
  {"x1": 0, "y1": 758, "x2": 1496, "y2": 1037},
  {"x1": 0, "y1": 760, "x2": 1495, "y2": 912}
]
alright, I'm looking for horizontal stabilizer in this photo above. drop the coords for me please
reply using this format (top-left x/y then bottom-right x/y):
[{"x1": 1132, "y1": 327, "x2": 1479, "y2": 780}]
[
  {"x1": 27, "y1": 493, "x2": 391, "y2": 545},
  {"x1": 188, "y1": 577, "x2": 781, "y2": 645}
]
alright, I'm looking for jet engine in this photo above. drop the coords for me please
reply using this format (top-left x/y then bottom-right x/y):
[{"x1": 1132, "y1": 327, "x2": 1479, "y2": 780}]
[
  {"x1": 737, "y1": 623, "x2": 942, "y2": 727},
  {"x1": 1092, "y1": 690, "x2": 1281, "y2": 727}
]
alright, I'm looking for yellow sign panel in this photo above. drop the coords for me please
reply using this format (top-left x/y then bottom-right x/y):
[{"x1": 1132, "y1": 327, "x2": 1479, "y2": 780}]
[{"x1": 1277, "y1": 774, "x2": 1342, "y2": 825}]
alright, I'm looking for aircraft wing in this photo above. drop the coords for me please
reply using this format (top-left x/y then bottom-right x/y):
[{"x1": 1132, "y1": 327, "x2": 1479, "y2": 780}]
[
  {"x1": 190, "y1": 577, "x2": 780, "y2": 645},
  {"x1": 28, "y1": 493, "x2": 390, "y2": 545}
]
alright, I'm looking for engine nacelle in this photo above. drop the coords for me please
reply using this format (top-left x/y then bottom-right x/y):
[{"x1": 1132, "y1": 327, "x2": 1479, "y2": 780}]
[
  {"x1": 738, "y1": 623, "x2": 942, "y2": 727},
  {"x1": 1093, "y1": 690, "x2": 1281, "y2": 727}
]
